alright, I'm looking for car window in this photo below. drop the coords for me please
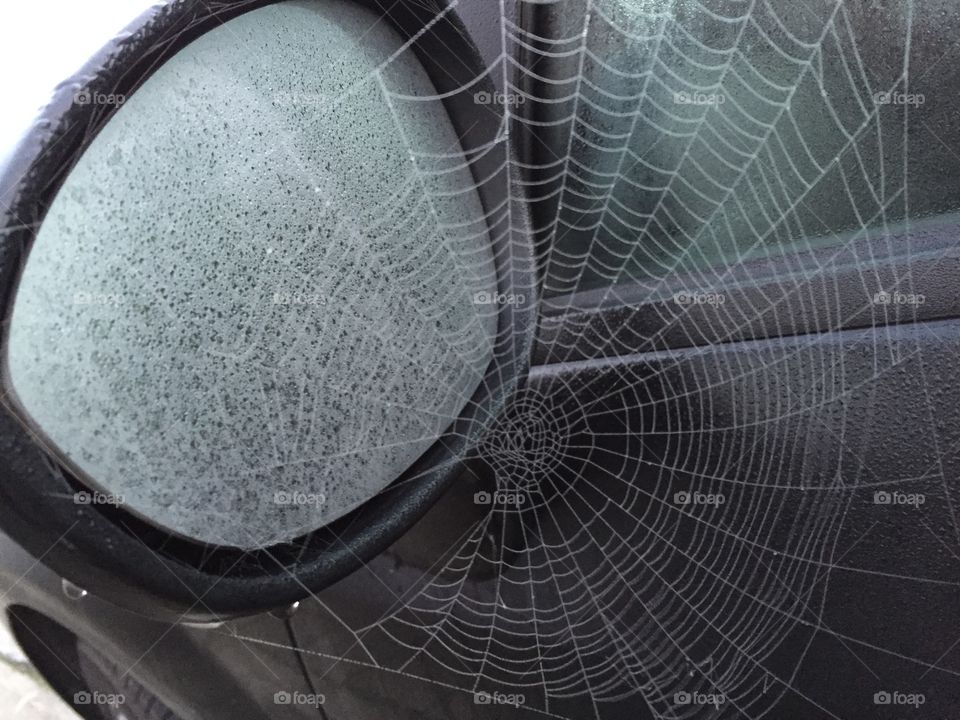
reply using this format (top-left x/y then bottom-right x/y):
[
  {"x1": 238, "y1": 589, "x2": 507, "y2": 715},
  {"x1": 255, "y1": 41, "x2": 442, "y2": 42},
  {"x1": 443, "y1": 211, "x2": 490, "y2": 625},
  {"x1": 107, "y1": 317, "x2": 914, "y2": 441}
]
[{"x1": 523, "y1": 0, "x2": 960, "y2": 298}]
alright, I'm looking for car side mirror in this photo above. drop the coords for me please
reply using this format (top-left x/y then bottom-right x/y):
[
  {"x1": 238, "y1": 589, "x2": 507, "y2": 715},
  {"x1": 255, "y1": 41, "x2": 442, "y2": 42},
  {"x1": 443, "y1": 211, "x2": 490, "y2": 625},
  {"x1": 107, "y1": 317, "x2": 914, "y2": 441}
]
[{"x1": 0, "y1": 0, "x2": 534, "y2": 619}]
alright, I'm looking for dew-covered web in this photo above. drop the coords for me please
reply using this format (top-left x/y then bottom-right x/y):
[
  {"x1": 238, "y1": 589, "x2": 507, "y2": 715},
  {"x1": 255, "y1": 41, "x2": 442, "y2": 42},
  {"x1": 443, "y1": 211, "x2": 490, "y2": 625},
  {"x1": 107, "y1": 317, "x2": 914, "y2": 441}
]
[{"x1": 57, "y1": 0, "x2": 960, "y2": 717}]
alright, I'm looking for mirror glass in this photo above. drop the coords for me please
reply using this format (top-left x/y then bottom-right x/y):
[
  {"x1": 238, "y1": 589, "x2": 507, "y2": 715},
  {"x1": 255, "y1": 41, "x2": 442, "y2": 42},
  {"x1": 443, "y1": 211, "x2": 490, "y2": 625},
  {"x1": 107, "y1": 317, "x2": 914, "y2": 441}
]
[{"x1": 7, "y1": 0, "x2": 499, "y2": 549}]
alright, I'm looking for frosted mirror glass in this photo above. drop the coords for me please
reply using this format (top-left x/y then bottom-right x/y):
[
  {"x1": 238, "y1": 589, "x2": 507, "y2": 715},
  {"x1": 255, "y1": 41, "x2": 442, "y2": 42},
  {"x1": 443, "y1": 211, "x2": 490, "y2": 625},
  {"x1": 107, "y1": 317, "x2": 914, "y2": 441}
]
[{"x1": 7, "y1": 0, "x2": 499, "y2": 549}]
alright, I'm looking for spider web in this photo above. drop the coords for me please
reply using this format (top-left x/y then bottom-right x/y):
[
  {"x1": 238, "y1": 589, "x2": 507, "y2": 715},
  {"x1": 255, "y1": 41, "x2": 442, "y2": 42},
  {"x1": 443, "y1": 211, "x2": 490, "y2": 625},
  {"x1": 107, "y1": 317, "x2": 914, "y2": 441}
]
[
  {"x1": 209, "y1": 0, "x2": 960, "y2": 715},
  {"x1": 13, "y1": 0, "x2": 960, "y2": 718},
  {"x1": 211, "y1": 0, "x2": 960, "y2": 718},
  {"x1": 236, "y1": 0, "x2": 952, "y2": 718}
]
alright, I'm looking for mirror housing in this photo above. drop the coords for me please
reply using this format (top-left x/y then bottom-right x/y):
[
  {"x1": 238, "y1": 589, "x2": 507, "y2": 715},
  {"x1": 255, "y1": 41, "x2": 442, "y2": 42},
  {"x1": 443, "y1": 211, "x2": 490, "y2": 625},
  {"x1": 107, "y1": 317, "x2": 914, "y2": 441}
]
[{"x1": 0, "y1": 0, "x2": 535, "y2": 619}]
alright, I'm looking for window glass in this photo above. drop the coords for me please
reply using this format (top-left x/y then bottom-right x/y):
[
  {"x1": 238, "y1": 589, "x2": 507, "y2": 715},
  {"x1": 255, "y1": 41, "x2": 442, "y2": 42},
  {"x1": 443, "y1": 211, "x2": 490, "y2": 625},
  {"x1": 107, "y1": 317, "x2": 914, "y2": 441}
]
[{"x1": 523, "y1": 0, "x2": 960, "y2": 298}]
